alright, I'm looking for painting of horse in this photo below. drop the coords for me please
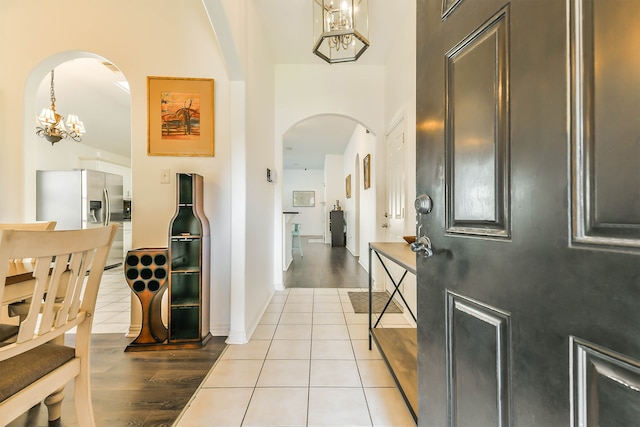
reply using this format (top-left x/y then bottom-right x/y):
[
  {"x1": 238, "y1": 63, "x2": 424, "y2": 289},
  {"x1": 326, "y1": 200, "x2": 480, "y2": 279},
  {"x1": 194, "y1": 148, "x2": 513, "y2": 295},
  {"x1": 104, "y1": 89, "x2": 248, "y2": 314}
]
[{"x1": 160, "y1": 91, "x2": 201, "y2": 139}]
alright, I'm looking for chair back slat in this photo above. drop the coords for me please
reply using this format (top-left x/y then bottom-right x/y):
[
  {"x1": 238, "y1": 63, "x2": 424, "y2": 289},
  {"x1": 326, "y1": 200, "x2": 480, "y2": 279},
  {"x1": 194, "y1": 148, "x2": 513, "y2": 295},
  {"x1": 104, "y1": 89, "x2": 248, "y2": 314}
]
[
  {"x1": 39, "y1": 262, "x2": 67, "y2": 332},
  {"x1": 16, "y1": 258, "x2": 51, "y2": 342},
  {"x1": 66, "y1": 250, "x2": 93, "y2": 321}
]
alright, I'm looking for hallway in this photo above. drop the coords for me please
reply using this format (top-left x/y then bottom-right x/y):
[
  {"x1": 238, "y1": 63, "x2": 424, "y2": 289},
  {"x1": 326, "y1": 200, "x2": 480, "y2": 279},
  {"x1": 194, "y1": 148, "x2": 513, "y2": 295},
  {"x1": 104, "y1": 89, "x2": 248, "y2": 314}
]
[
  {"x1": 284, "y1": 236, "x2": 369, "y2": 288},
  {"x1": 175, "y1": 237, "x2": 415, "y2": 426}
]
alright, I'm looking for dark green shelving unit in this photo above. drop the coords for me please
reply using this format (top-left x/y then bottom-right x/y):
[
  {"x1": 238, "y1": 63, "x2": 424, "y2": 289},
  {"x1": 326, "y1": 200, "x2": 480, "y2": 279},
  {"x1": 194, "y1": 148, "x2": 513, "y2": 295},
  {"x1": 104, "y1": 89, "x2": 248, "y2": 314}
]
[{"x1": 168, "y1": 173, "x2": 211, "y2": 347}]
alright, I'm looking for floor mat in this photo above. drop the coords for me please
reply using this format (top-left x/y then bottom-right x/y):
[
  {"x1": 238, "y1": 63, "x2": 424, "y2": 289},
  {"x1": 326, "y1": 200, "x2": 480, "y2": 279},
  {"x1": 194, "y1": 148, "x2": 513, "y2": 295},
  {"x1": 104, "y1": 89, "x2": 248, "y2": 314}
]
[
  {"x1": 307, "y1": 238, "x2": 325, "y2": 243},
  {"x1": 348, "y1": 291, "x2": 403, "y2": 314}
]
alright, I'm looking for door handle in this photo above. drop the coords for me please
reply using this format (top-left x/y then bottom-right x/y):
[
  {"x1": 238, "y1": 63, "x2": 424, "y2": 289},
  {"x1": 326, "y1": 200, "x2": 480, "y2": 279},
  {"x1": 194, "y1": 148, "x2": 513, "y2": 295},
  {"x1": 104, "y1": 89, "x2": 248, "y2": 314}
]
[
  {"x1": 103, "y1": 188, "x2": 110, "y2": 226},
  {"x1": 411, "y1": 236, "x2": 433, "y2": 258},
  {"x1": 412, "y1": 194, "x2": 434, "y2": 258}
]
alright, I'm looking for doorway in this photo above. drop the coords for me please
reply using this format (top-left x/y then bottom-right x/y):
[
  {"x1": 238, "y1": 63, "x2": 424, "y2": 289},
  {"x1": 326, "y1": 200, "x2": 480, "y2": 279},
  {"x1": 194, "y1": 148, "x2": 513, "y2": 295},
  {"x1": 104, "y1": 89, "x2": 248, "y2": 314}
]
[
  {"x1": 31, "y1": 55, "x2": 133, "y2": 335},
  {"x1": 281, "y1": 115, "x2": 365, "y2": 276}
]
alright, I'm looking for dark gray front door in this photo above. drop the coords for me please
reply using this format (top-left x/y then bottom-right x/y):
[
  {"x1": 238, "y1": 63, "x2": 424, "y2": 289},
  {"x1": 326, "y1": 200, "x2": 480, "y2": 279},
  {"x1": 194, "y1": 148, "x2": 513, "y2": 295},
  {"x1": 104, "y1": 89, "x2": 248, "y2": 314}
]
[{"x1": 415, "y1": 0, "x2": 640, "y2": 425}]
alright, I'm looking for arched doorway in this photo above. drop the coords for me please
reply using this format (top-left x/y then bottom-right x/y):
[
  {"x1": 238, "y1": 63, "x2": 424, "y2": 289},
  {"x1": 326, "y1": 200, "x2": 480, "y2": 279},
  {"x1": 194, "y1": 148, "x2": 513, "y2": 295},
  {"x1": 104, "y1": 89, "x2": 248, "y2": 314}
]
[
  {"x1": 279, "y1": 115, "x2": 376, "y2": 288},
  {"x1": 28, "y1": 54, "x2": 134, "y2": 335}
]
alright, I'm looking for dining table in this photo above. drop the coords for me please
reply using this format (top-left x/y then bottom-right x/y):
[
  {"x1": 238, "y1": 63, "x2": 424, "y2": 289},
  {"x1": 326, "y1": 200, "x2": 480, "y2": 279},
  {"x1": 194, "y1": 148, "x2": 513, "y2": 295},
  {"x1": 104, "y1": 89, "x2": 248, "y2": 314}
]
[{"x1": 3, "y1": 261, "x2": 37, "y2": 304}]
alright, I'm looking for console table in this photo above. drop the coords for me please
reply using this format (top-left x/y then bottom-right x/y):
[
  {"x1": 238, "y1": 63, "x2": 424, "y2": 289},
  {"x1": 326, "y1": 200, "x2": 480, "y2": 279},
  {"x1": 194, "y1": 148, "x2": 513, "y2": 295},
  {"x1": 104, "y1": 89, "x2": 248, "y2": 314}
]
[{"x1": 368, "y1": 242, "x2": 417, "y2": 422}]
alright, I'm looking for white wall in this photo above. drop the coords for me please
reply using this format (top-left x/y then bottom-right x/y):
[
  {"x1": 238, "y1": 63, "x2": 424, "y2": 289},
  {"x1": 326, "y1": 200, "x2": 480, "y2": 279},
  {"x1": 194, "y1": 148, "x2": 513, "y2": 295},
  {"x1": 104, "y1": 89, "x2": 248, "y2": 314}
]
[
  {"x1": 0, "y1": 0, "x2": 233, "y2": 337},
  {"x1": 382, "y1": 2, "x2": 417, "y2": 320},
  {"x1": 240, "y1": 1, "x2": 278, "y2": 341},
  {"x1": 343, "y1": 125, "x2": 378, "y2": 268},
  {"x1": 282, "y1": 169, "x2": 325, "y2": 236}
]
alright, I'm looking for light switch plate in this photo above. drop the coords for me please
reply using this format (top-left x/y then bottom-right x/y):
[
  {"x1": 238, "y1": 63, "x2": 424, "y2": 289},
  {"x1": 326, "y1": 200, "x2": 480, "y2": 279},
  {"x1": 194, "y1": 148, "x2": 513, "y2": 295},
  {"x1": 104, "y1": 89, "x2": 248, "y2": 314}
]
[{"x1": 160, "y1": 169, "x2": 170, "y2": 184}]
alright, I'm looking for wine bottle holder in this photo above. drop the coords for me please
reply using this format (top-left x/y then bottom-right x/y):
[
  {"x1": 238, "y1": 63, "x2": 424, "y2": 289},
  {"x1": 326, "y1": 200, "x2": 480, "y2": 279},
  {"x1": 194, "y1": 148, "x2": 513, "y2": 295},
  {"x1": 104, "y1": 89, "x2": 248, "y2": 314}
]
[{"x1": 124, "y1": 248, "x2": 169, "y2": 347}]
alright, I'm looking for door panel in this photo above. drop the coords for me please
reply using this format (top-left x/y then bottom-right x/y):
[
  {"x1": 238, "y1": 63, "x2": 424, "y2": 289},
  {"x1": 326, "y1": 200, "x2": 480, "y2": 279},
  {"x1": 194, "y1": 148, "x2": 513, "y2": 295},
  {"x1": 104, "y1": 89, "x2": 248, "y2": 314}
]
[
  {"x1": 445, "y1": 7, "x2": 510, "y2": 237},
  {"x1": 416, "y1": 0, "x2": 640, "y2": 425},
  {"x1": 570, "y1": 0, "x2": 640, "y2": 249},
  {"x1": 571, "y1": 337, "x2": 640, "y2": 426},
  {"x1": 447, "y1": 292, "x2": 511, "y2": 427}
]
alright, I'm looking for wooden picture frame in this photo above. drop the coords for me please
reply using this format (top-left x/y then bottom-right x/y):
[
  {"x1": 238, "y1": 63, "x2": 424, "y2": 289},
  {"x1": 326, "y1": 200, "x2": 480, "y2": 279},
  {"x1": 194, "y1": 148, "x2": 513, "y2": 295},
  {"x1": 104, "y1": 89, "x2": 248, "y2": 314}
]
[
  {"x1": 293, "y1": 191, "x2": 315, "y2": 207},
  {"x1": 346, "y1": 174, "x2": 352, "y2": 198},
  {"x1": 147, "y1": 76, "x2": 214, "y2": 156},
  {"x1": 363, "y1": 154, "x2": 371, "y2": 189}
]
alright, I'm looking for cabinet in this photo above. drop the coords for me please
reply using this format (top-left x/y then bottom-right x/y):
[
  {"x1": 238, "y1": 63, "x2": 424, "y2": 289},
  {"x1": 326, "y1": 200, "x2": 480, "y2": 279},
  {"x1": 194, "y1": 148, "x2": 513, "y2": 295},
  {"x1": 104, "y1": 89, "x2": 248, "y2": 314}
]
[
  {"x1": 168, "y1": 173, "x2": 211, "y2": 347},
  {"x1": 329, "y1": 210, "x2": 345, "y2": 247}
]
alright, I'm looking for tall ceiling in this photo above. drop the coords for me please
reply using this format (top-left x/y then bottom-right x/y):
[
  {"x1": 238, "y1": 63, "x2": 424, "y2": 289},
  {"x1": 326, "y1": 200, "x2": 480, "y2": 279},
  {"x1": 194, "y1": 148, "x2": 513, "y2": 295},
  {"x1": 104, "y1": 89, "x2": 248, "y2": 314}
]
[{"x1": 34, "y1": 1, "x2": 414, "y2": 168}]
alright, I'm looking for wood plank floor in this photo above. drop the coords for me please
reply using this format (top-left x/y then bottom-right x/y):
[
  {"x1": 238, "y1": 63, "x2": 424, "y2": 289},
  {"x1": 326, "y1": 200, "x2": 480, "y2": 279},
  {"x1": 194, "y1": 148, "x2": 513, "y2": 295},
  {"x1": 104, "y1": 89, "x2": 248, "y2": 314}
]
[
  {"x1": 285, "y1": 236, "x2": 369, "y2": 288},
  {"x1": 7, "y1": 334, "x2": 227, "y2": 427}
]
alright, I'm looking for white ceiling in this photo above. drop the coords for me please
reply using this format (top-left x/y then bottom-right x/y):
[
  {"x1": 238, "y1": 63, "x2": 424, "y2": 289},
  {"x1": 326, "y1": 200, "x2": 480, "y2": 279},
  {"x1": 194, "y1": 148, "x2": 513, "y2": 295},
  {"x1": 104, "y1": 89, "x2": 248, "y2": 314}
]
[
  {"x1": 34, "y1": 1, "x2": 414, "y2": 169},
  {"x1": 283, "y1": 115, "x2": 363, "y2": 169}
]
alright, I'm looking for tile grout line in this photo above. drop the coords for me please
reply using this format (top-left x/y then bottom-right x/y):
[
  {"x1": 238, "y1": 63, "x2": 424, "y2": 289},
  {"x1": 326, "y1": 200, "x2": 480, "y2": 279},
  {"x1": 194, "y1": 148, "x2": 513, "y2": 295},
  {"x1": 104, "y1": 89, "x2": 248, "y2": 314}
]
[
  {"x1": 240, "y1": 289, "x2": 287, "y2": 427},
  {"x1": 305, "y1": 290, "x2": 315, "y2": 427}
]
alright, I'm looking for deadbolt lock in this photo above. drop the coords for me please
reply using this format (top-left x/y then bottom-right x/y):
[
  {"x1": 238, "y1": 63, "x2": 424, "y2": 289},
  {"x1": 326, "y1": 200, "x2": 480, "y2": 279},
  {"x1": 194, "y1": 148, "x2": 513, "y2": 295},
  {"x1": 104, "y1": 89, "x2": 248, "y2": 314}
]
[{"x1": 415, "y1": 194, "x2": 433, "y2": 214}]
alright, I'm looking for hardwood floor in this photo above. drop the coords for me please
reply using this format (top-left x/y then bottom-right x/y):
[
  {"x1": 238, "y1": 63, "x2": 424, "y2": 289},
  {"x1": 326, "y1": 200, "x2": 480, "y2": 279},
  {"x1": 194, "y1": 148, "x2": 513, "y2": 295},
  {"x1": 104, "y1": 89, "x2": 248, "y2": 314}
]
[
  {"x1": 285, "y1": 237, "x2": 369, "y2": 288},
  {"x1": 8, "y1": 334, "x2": 227, "y2": 427}
]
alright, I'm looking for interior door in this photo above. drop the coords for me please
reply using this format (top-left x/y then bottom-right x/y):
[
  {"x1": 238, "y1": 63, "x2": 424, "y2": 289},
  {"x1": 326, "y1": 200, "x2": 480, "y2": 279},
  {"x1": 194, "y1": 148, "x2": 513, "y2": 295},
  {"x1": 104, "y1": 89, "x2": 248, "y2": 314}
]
[
  {"x1": 383, "y1": 117, "x2": 418, "y2": 318},
  {"x1": 415, "y1": 0, "x2": 640, "y2": 425},
  {"x1": 384, "y1": 117, "x2": 407, "y2": 242}
]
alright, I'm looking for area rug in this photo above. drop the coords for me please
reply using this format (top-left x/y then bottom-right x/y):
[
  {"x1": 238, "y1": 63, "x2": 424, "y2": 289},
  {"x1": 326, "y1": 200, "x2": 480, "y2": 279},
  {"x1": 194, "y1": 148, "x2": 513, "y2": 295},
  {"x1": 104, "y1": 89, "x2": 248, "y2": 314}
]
[
  {"x1": 308, "y1": 238, "x2": 325, "y2": 243},
  {"x1": 348, "y1": 291, "x2": 403, "y2": 314}
]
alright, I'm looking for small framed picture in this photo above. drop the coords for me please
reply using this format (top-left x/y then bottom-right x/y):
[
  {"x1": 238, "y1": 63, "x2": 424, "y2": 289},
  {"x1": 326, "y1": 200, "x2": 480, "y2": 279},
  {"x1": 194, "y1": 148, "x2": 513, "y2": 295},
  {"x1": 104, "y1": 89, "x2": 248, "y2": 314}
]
[
  {"x1": 147, "y1": 76, "x2": 215, "y2": 156},
  {"x1": 293, "y1": 191, "x2": 315, "y2": 207},
  {"x1": 346, "y1": 174, "x2": 352, "y2": 198}
]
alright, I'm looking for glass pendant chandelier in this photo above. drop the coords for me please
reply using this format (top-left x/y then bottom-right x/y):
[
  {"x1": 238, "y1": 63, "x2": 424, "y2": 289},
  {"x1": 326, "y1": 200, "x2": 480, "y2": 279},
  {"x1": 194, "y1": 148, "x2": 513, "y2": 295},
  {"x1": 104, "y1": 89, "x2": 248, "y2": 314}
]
[
  {"x1": 313, "y1": 0, "x2": 370, "y2": 64},
  {"x1": 35, "y1": 69, "x2": 86, "y2": 145}
]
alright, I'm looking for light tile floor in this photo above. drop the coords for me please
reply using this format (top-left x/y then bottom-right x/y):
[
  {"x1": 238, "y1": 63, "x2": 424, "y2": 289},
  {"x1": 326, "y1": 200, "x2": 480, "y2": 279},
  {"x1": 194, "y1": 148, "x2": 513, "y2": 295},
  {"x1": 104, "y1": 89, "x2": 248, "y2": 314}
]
[
  {"x1": 93, "y1": 265, "x2": 132, "y2": 334},
  {"x1": 174, "y1": 288, "x2": 416, "y2": 427}
]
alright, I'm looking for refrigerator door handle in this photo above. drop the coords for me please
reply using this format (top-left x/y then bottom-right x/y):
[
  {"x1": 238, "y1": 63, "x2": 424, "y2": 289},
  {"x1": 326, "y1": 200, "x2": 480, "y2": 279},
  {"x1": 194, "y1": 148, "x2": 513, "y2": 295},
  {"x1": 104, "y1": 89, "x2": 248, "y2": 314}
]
[{"x1": 103, "y1": 188, "x2": 110, "y2": 226}]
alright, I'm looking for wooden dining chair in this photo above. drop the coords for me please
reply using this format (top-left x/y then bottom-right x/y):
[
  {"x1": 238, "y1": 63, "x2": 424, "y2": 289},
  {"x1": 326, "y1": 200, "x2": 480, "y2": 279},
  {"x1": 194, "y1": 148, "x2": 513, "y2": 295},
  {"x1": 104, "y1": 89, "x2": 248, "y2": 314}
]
[
  {"x1": 0, "y1": 224, "x2": 118, "y2": 426},
  {"x1": 0, "y1": 221, "x2": 57, "y2": 342}
]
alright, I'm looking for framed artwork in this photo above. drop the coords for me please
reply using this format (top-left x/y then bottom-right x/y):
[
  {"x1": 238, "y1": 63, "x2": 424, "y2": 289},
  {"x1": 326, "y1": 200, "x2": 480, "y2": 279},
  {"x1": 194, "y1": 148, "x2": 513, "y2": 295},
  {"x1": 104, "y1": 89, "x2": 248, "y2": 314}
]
[
  {"x1": 363, "y1": 154, "x2": 371, "y2": 189},
  {"x1": 346, "y1": 174, "x2": 352, "y2": 198},
  {"x1": 293, "y1": 191, "x2": 315, "y2": 207},
  {"x1": 147, "y1": 76, "x2": 215, "y2": 156}
]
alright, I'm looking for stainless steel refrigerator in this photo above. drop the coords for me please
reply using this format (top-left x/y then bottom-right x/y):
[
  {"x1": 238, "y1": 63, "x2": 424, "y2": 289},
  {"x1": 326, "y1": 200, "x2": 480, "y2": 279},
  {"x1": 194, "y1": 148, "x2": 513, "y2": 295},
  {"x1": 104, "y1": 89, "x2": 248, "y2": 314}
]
[{"x1": 36, "y1": 169, "x2": 124, "y2": 268}]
